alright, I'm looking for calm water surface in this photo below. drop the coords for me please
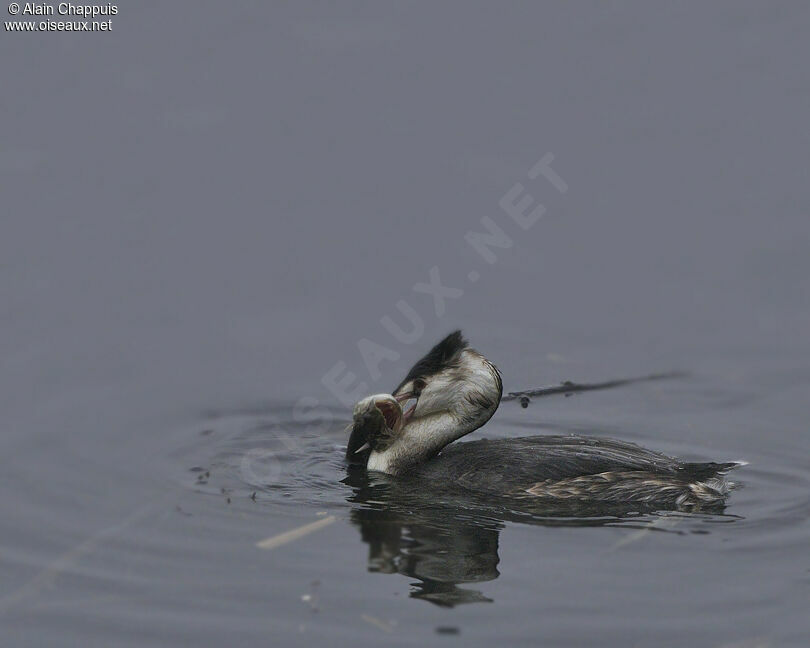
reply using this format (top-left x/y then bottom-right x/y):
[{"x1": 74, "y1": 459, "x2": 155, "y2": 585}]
[{"x1": 2, "y1": 2, "x2": 809, "y2": 646}]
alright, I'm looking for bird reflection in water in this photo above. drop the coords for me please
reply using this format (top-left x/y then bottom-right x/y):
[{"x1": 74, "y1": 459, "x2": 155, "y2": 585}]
[
  {"x1": 345, "y1": 468, "x2": 501, "y2": 606},
  {"x1": 343, "y1": 467, "x2": 737, "y2": 608}
]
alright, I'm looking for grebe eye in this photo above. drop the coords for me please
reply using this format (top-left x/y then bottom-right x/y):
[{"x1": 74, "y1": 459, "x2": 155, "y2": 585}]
[{"x1": 413, "y1": 378, "x2": 426, "y2": 394}]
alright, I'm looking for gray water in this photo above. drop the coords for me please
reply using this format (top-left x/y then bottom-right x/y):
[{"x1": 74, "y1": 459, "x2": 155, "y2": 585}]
[{"x1": 2, "y1": 2, "x2": 809, "y2": 646}]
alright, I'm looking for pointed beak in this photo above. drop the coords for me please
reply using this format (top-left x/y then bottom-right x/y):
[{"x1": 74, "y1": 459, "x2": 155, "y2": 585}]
[
  {"x1": 353, "y1": 442, "x2": 371, "y2": 454},
  {"x1": 395, "y1": 392, "x2": 418, "y2": 423}
]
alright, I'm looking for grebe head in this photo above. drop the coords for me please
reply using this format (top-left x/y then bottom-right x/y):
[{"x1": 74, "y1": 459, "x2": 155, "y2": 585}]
[
  {"x1": 347, "y1": 331, "x2": 503, "y2": 474},
  {"x1": 392, "y1": 331, "x2": 502, "y2": 433}
]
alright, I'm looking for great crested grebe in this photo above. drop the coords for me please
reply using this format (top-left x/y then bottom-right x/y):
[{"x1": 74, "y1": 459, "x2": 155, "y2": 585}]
[{"x1": 346, "y1": 331, "x2": 744, "y2": 509}]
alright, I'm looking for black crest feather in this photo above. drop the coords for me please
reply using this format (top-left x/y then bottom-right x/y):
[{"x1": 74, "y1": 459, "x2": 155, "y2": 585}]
[{"x1": 394, "y1": 330, "x2": 468, "y2": 394}]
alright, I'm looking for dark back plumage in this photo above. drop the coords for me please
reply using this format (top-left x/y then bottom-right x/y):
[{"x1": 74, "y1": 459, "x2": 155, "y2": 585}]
[{"x1": 406, "y1": 435, "x2": 741, "y2": 508}]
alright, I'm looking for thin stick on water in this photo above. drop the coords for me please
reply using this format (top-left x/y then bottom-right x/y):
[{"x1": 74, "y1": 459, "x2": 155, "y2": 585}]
[
  {"x1": 501, "y1": 371, "x2": 687, "y2": 408},
  {"x1": 255, "y1": 515, "x2": 336, "y2": 550},
  {"x1": 361, "y1": 614, "x2": 395, "y2": 633}
]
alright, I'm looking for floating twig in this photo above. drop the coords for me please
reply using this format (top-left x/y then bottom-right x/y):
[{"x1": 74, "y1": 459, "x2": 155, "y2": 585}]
[
  {"x1": 255, "y1": 515, "x2": 336, "y2": 550},
  {"x1": 361, "y1": 614, "x2": 394, "y2": 633},
  {"x1": 502, "y1": 372, "x2": 686, "y2": 408}
]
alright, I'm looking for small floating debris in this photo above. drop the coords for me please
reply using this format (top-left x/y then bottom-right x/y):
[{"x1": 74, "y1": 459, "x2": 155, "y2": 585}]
[
  {"x1": 610, "y1": 515, "x2": 683, "y2": 550},
  {"x1": 255, "y1": 515, "x2": 336, "y2": 550},
  {"x1": 300, "y1": 581, "x2": 321, "y2": 613},
  {"x1": 436, "y1": 626, "x2": 460, "y2": 635},
  {"x1": 361, "y1": 614, "x2": 394, "y2": 633}
]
